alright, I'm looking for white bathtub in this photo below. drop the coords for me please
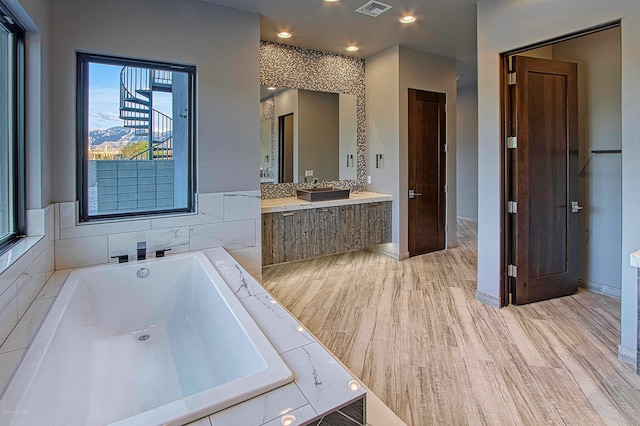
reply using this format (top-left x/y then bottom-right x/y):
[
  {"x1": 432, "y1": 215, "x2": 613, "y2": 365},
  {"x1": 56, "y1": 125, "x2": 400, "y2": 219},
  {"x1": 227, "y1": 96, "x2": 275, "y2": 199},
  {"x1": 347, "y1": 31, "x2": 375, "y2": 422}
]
[{"x1": 0, "y1": 252, "x2": 294, "y2": 425}]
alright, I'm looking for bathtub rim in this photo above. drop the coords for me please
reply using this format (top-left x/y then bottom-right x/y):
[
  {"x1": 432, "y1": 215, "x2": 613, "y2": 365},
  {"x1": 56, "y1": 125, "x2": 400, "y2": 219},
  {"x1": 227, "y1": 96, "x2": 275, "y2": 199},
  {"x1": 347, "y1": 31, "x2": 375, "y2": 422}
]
[{"x1": 0, "y1": 251, "x2": 295, "y2": 426}]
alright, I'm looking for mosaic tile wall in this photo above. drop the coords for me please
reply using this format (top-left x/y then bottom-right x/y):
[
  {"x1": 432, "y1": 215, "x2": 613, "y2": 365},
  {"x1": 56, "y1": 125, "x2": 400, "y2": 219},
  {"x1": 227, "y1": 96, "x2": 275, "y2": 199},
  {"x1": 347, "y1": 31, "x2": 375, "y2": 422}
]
[
  {"x1": 260, "y1": 41, "x2": 366, "y2": 199},
  {"x1": 259, "y1": 97, "x2": 276, "y2": 180}
]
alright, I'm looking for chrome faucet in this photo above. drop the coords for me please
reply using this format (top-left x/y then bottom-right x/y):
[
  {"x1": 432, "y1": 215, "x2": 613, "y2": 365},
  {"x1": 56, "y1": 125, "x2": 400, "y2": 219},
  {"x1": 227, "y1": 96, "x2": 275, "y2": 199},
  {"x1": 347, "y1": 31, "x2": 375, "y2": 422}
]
[{"x1": 137, "y1": 241, "x2": 146, "y2": 261}]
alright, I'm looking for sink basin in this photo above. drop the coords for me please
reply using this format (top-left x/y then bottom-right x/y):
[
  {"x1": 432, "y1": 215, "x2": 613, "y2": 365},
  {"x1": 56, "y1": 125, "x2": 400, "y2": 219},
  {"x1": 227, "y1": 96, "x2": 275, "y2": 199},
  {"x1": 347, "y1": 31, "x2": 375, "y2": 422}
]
[{"x1": 296, "y1": 187, "x2": 350, "y2": 202}]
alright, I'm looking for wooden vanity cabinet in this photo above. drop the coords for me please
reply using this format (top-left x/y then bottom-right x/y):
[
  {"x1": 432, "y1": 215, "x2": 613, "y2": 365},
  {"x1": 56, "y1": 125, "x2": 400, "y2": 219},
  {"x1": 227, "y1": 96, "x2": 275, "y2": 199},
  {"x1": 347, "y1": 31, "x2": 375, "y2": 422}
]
[{"x1": 262, "y1": 201, "x2": 391, "y2": 266}]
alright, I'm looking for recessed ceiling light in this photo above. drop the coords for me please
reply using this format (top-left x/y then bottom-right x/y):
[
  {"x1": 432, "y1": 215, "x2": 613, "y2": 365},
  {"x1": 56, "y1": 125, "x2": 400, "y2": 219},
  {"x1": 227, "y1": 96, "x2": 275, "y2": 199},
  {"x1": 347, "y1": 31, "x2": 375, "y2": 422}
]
[
  {"x1": 267, "y1": 86, "x2": 277, "y2": 90},
  {"x1": 400, "y1": 15, "x2": 416, "y2": 24},
  {"x1": 278, "y1": 31, "x2": 292, "y2": 38},
  {"x1": 346, "y1": 45, "x2": 359, "y2": 52},
  {"x1": 323, "y1": 0, "x2": 340, "y2": 2}
]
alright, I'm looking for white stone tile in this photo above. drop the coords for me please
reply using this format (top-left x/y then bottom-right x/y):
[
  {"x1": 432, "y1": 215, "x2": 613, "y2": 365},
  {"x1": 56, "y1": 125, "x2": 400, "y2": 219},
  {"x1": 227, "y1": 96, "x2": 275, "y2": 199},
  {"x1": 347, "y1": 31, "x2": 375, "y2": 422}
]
[
  {"x1": 281, "y1": 343, "x2": 364, "y2": 415},
  {"x1": 190, "y1": 220, "x2": 256, "y2": 251},
  {"x1": 1, "y1": 297, "x2": 55, "y2": 354},
  {"x1": 107, "y1": 227, "x2": 190, "y2": 262},
  {"x1": 55, "y1": 235, "x2": 108, "y2": 269},
  {"x1": 16, "y1": 250, "x2": 50, "y2": 318},
  {"x1": 58, "y1": 201, "x2": 77, "y2": 229},
  {"x1": 209, "y1": 383, "x2": 308, "y2": 426},
  {"x1": 228, "y1": 246, "x2": 262, "y2": 276},
  {"x1": 26, "y1": 208, "x2": 45, "y2": 236},
  {"x1": 260, "y1": 404, "x2": 318, "y2": 426},
  {"x1": 45, "y1": 205, "x2": 54, "y2": 242},
  {"x1": 224, "y1": 190, "x2": 261, "y2": 222},
  {"x1": 0, "y1": 349, "x2": 26, "y2": 396},
  {"x1": 36, "y1": 269, "x2": 72, "y2": 300},
  {"x1": 59, "y1": 216, "x2": 151, "y2": 240},
  {"x1": 241, "y1": 293, "x2": 315, "y2": 354},
  {"x1": 184, "y1": 417, "x2": 211, "y2": 426},
  {"x1": 152, "y1": 193, "x2": 224, "y2": 229},
  {"x1": 53, "y1": 203, "x2": 60, "y2": 241},
  {"x1": 204, "y1": 248, "x2": 266, "y2": 299},
  {"x1": 202, "y1": 247, "x2": 239, "y2": 268},
  {"x1": 0, "y1": 283, "x2": 17, "y2": 345},
  {"x1": 0, "y1": 237, "x2": 48, "y2": 293}
]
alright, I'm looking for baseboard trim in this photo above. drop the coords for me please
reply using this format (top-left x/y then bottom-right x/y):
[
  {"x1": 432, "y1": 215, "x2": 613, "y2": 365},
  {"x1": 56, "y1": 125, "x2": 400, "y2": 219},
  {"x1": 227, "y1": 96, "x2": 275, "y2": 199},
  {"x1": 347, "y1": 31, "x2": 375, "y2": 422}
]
[
  {"x1": 618, "y1": 345, "x2": 636, "y2": 366},
  {"x1": 579, "y1": 279, "x2": 621, "y2": 299},
  {"x1": 447, "y1": 241, "x2": 459, "y2": 249},
  {"x1": 475, "y1": 290, "x2": 501, "y2": 309},
  {"x1": 369, "y1": 244, "x2": 408, "y2": 261}
]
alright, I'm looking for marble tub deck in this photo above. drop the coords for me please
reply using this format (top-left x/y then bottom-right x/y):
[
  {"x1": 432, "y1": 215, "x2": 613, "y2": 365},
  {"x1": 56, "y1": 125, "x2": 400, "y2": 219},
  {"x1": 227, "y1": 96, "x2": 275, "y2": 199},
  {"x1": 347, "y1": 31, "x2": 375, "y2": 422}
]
[{"x1": 0, "y1": 248, "x2": 367, "y2": 426}]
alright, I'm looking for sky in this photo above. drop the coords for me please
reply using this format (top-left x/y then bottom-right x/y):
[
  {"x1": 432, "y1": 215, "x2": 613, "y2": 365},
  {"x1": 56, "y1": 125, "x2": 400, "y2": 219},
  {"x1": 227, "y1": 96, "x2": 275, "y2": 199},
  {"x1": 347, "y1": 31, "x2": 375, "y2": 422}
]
[{"x1": 88, "y1": 63, "x2": 173, "y2": 131}]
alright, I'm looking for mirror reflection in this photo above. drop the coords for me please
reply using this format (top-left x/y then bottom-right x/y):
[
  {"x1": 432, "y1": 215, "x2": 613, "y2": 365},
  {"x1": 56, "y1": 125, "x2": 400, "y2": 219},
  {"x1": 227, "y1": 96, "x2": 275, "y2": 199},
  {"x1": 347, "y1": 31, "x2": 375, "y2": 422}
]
[{"x1": 260, "y1": 86, "x2": 357, "y2": 183}]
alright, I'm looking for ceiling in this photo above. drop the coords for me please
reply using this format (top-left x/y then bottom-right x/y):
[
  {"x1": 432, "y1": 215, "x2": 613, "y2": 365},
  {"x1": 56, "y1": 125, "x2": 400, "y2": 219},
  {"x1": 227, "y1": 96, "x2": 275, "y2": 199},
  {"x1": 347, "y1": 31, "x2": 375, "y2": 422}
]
[{"x1": 201, "y1": 0, "x2": 478, "y2": 84}]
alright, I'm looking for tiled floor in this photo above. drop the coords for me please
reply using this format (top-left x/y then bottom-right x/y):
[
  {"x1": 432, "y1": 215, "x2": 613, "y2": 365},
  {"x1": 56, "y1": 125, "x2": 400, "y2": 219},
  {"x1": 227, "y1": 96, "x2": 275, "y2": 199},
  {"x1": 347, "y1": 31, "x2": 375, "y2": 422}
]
[{"x1": 262, "y1": 219, "x2": 640, "y2": 425}]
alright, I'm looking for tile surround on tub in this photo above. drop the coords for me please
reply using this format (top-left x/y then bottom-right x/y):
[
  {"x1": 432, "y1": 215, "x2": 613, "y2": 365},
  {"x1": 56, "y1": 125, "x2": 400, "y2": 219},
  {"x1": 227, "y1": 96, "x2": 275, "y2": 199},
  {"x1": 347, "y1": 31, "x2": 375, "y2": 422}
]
[
  {"x1": 53, "y1": 190, "x2": 262, "y2": 272},
  {"x1": 16, "y1": 247, "x2": 54, "y2": 318},
  {"x1": 226, "y1": 246, "x2": 262, "y2": 277},
  {"x1": 190, "y1": 219, "x2": 257, "y2": 252},
  {"x1": 0, "y1": 206, "x2": 55, "y2": 348},
  {"x1": 223, "y1": 190, "x2": 261, "y2": 221},
  {"x1": 0, "y1": 284, "x2": 17, "y2": 346},
  {"x1": 207, "y1": 383, "x2": 310, "y2": 425},
  {"x1": 55, "y1": 235, "x2": 108, "y2": 270},
  {"x1": 108, "y1": 226, "x2": 190, "y2": 261}
]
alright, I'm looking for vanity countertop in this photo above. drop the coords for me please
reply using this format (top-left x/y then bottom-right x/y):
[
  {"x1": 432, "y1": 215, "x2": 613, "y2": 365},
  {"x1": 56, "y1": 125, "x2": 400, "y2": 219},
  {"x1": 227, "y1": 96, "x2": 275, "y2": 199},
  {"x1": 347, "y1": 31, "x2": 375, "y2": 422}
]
[
  {"x1": 631, "y1": 250, "x2": 640, "y2": 267},
  {"x1": 261, "y1": 191, "x2": 392, "y2": 213}
]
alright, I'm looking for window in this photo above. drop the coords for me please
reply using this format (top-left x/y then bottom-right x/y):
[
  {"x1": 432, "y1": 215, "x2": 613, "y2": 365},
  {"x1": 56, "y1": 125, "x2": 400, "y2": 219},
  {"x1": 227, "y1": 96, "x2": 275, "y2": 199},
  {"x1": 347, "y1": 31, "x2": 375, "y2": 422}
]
[
  {"x1": 77, "y1": 53, "x2": 195, "y2": 221},
  {"x1": 0, "y1": 7, "x2": 25, "y2": 252}
]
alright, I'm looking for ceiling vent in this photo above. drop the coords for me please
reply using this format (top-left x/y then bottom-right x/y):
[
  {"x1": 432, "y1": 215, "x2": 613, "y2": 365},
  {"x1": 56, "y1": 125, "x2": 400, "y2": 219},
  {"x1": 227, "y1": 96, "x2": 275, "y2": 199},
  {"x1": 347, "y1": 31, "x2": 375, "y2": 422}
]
[{"x1": 355, "y1": 1, "x2": 392, "y2": 17}]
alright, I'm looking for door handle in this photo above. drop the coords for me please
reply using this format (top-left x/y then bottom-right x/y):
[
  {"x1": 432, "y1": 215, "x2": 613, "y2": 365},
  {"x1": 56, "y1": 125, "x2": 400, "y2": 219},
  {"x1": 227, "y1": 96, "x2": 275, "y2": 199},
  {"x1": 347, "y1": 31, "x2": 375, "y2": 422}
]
[
  {"x1": 571, "y1": 201, "x2": 583, "y2": 213},
  {"x1": 409, "y1": 189, "x2": 422, "y2": 199}
]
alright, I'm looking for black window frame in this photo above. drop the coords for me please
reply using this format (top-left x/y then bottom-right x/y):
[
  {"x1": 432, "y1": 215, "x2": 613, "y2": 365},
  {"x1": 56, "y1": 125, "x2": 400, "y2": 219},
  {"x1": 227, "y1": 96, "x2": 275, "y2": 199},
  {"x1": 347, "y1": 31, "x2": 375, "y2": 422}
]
[
  {"x1": 0, "y1": 4, "x2": 26, "y2": 254},
  {"x1": 76, "y1": 52, "x2": 197, "y2": 222}
]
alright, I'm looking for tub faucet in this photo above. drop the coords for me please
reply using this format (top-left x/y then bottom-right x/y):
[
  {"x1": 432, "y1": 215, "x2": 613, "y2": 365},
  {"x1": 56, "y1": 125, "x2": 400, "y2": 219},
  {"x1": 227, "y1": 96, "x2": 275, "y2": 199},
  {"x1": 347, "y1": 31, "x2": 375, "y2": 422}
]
[{"x1": 137, "y1": 241, "x2": 146, "y2": 261}]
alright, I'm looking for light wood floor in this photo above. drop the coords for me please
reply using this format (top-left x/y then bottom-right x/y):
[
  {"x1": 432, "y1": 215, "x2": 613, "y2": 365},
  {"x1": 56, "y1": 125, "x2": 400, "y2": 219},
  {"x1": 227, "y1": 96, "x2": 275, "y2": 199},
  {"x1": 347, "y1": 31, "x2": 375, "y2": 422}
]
[{"x1": 262, "y1": 219, "x2": 640, "y2": 426}]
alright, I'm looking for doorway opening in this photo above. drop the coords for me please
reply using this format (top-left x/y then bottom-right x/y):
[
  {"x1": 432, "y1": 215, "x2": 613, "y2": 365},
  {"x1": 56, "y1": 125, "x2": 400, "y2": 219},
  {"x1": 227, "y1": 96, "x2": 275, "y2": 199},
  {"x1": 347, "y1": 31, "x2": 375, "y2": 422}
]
[
  {"x1": 278, "y1": 113, "x2": 294, "y2": 183},
  {"x1": 499, "y1": 22, "x2": 622, "y2": 306}
]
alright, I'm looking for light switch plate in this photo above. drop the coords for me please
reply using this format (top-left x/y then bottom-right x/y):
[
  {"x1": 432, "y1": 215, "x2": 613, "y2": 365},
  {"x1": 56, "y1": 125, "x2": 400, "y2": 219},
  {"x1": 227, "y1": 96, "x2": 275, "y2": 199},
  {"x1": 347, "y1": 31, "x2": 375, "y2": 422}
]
[
  {"x1": 305, "y1": 170, "x2": 314, "y2": 177},
  {"x1": 367, "y1": 176, "x2": 372, "y2": 184}
]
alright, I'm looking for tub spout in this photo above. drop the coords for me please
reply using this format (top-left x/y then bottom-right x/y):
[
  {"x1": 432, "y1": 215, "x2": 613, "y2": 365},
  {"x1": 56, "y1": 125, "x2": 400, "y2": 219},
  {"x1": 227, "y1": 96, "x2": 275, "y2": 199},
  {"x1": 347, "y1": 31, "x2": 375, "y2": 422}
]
[{"x1": 137, "y1": 241, "x2": 146, "y2": 261}]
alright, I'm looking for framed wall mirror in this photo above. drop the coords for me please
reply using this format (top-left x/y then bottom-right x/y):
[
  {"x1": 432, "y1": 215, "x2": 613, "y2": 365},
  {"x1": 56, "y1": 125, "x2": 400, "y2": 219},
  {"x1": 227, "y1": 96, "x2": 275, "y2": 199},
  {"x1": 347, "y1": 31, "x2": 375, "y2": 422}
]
[{"x1": 260, "y1": 85, "x2": 357, "y2": 184}]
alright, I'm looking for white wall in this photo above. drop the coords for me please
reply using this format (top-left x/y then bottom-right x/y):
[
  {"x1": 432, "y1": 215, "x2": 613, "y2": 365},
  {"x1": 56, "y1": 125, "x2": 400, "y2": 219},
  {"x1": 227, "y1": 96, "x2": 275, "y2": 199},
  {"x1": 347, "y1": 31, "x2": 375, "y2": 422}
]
[
  {"x1": 366, "y1": 46, "x2": 401, "y2": 256},
  {"x1": 366, "y1": 46, "x2": 458, "y2": 258},
  {"x1": 49, "y1": 0, "x2": 260, "y2": 199},
  {"x1": 456, "y1": 84, "x2": 478, "y2": 220},
  {"x1": 477, "y1": 0, "x2": 640, "y2": 362},
  {"x1": 553, "y1": 28, "x2": 622, "y2": 296},
  {"x1": 399, "y1": 47, "x2": 458, "y2": 249}
]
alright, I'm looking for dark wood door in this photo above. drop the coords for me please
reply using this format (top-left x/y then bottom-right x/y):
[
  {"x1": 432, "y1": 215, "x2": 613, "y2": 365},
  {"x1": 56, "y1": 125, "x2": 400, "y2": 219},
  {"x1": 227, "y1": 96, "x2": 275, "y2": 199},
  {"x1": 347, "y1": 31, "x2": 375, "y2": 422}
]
[
  {"x1": 510, "y1": 56, "x2": 579, "y2": 304},
  {"x1": 408, "y1": 89, "x2": 447, "y2": 256}
]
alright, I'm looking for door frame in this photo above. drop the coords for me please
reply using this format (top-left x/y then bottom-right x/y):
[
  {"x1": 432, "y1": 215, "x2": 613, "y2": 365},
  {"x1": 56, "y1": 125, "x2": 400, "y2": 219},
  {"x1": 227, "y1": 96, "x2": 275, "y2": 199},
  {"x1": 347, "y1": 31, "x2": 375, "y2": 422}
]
[{"x1": 498, "y1": 21, "x2": 621, "y2": 307}]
